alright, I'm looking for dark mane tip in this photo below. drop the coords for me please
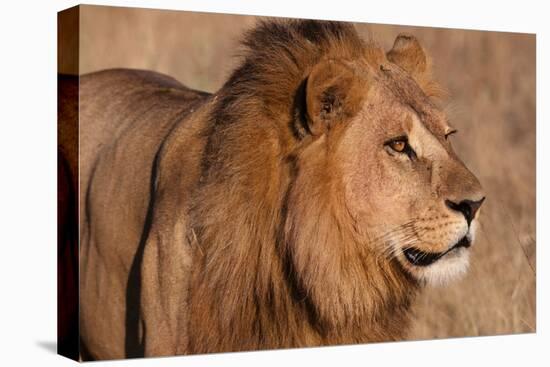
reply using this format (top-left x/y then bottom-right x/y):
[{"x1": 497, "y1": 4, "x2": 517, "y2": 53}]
[{"x1": 214, "y1": 19, "x2": 368, "y2": 126}]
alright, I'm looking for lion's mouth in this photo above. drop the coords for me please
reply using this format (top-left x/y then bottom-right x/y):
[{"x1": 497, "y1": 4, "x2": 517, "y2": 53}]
[{"x1": 403, "y1": 236, "x2": 471, "y2": 267}]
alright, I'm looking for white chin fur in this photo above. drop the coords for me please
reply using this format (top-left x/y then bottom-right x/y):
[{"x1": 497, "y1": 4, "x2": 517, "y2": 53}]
[
  {"x1": 468, "y1": 220, "x2": 478, "y2": 243},
  {"x1": 416, "y1": 249, "x2": 470, "y2": 286}
]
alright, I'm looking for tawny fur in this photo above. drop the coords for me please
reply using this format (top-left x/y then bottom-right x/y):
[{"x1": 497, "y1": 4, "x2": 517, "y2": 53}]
[{"x1": 63, "y1": 19, "x2": 483, "y2": 360}]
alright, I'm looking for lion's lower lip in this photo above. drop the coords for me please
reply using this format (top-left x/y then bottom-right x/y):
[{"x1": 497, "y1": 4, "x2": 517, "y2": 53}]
[
  {"x1": 403, "y1": 248, "x2": 441, "y2": 266},
  {"x1": 403, "y1": 236, "x2": 471, "y2": 267}
]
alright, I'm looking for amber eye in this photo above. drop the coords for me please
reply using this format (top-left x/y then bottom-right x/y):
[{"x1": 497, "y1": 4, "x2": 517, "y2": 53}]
[
  {"x1": 385, "y1": 136, "x2": 417, "y2": 160},
  {"x1": 389, "y1": 139, "x2": 407, "y2": 153}
]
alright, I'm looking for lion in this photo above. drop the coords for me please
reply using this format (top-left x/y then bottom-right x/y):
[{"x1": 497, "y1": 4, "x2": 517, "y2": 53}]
[{"x1": 63, "y1": 19, "x2": 485, "y2": 360}]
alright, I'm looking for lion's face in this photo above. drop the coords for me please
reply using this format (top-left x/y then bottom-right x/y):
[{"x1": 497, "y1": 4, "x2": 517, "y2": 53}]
[
  {"x1": 289, "y1": 32, "x2": 485, "y2": 303},
  {"x1": 339, "y1": 63, "x2": 485, "y2": 285}
]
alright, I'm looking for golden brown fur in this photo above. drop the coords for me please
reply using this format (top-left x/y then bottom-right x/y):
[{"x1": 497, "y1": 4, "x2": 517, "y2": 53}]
[{"x1": 68, "y1": 19, "x2": 484, "y2": 360}]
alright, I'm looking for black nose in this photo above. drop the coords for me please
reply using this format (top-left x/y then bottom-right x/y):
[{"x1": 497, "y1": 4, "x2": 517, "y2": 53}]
[{"x1": 445, "y1": 197, "x2": 485, "y2": 225}]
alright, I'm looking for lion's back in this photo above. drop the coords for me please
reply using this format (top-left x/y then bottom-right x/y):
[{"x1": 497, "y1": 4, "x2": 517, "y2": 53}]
[{"x1": 73, "y1": 68, "x2": 210, "y2": 359}]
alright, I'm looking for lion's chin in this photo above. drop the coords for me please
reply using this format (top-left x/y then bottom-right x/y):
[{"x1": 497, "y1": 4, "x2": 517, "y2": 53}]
[{"x1": 409, "y1": 248, "x2": 471, "y2": 286}]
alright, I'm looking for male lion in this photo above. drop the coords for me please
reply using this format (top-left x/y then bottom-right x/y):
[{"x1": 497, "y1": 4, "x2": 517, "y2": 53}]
[{"x1": 66, "y1": 20, "x2": 485, "y2": 360}]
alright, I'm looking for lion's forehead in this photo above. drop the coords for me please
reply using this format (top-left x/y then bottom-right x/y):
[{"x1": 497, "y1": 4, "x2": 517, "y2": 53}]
[{"x1": 373, "y1": 69, "x2": 448, "y2": 136}]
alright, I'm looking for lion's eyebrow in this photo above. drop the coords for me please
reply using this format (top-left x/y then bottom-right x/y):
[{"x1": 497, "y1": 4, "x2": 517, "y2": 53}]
[
  {"x1": 403, "y1": 113, "x2": 415, "y2": 131},
  {"x1": 404, "y1": 104, "x2": 424, "y2": 128},
  {"x1": 444, "y1": 124, "x2": 457, "y2": 134}
]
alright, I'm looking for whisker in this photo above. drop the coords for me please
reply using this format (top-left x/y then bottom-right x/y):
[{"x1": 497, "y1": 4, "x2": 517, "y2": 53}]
[{"x1": 368, "y1": 222, "x2": 420, "y2": 261}]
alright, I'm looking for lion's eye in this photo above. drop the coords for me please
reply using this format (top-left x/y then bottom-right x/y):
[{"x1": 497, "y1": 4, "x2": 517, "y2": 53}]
[
  {"x1": 389, "y1": 140, "x2": 406, "y2": 152},
  {"x1": 384, "y1": 136, "x2": 417, "y2": 160}
]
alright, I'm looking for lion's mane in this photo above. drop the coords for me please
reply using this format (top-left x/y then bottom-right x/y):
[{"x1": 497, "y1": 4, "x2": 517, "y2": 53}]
[{"x1": 186, "y1": 20, "x2": 417, "y2": 352}]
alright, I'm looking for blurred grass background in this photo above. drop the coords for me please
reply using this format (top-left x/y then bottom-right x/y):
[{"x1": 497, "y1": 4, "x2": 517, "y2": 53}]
[{"x1": 68, "y1": 5, "x2": 536, "y2": 341}]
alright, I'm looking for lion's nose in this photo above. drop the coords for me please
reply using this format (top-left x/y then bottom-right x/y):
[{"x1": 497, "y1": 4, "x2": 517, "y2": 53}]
[{"x1": 445, "y1": 197, "x2": 485, "y2": 225}]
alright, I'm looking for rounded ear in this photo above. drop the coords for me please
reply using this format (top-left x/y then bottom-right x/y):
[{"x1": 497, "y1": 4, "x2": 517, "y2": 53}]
[
  {"x1": 386, "y1": 33, "x2": 428, "y2": 76},
  {"x1": 305, "y1": 59, "x2": 366, "y2": 136}
]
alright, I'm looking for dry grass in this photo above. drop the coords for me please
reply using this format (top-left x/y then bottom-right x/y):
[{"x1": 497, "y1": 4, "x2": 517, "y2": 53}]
[{"x1": 72, "y1": 5, "x2": 536, "y2": 341}]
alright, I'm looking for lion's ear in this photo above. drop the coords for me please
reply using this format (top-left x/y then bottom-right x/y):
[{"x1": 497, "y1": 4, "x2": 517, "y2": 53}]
[
  {"x1": 386, "y1": 33, "x2": 428, "y2": 77},
  {"x1": 305, "y1": 59, "x2": 365, "y2": 136}
]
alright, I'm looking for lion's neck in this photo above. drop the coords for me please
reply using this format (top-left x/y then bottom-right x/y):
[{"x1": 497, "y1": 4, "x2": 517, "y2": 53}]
[
  {"x1": 187, "y1": 226, "x2": 417, "y2": 353},
  {"x1": 186, "y1": 182, "x2": 418, "y2": 353}
]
